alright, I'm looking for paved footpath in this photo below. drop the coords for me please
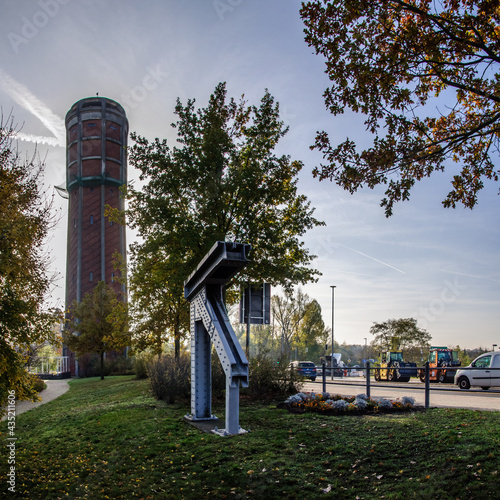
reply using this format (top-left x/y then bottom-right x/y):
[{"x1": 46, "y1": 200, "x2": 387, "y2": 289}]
[{"x1": 1, "y1": 379, "x2": 70, "y2": 421}]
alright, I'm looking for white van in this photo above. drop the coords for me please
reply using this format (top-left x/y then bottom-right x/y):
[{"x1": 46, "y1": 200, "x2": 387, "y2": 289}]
[{"x1": 455, "y1": 351, "x2": 500, "y2": 390}]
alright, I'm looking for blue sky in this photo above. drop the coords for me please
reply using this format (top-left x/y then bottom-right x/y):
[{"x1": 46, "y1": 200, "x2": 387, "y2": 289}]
[{"x1": 1, "y1": 0, "x2": 499, "y2": 349}]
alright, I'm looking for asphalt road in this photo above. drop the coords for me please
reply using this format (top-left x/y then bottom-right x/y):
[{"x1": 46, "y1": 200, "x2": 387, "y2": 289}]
[{"x1": 302, "y1": 377, "x2": 500, "y2": 412}]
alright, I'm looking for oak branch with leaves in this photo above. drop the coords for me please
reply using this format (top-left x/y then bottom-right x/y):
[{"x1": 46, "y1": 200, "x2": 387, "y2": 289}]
[{"x1": 301, "y1": 0, "x2": 500, "y2": 215}]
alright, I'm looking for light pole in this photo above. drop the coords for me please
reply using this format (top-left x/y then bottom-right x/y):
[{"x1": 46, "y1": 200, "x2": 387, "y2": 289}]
[
  {"x1": 330, "y1": 285, "x2": 336, "y2": 380},
  {"x1": 364, "y1": 337, "x2": 367, "y2": 359}
]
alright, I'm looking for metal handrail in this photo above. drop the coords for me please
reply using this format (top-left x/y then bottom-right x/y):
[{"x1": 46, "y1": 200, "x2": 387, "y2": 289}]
[{"x1": 312, "y1": 361, "x2": 500, "y2": 409}]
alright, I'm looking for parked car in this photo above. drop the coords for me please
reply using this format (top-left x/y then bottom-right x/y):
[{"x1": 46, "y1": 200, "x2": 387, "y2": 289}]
[
  {"x1": 455, "y1": 351, "x2": 500, "y2": 390},
  {"x1": 290, "y1": 361, "x2": 317, "y2": 381}
]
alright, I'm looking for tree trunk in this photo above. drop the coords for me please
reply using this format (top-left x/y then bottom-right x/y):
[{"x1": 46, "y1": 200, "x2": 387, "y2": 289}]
[
  {"x1": 174, "y1": 321, "x2": 180, "y2": 360},
  {"x1": 155, "y1": 331, "x2": 162, "y2": 358},
  {"x1": 100, "y1": 352, "x2": 105, "y2": 380}
]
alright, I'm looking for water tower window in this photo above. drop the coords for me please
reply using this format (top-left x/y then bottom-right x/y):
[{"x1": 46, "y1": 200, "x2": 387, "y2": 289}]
[
  {"x1": 90, "y1": 272, "x2": 93, "y2": 282},
  {"x1": 87, "y1": 123, "x2": 96, "y2": 127},
  {"x1": 90, "y1": 187, "x2": 94, "y2": 192},
  {"x1": 90, "y1": 215, "x2": 94, "y2": 225},
  {"x1": 111, "y1": 272, "x2": 115, "y2": 282}
]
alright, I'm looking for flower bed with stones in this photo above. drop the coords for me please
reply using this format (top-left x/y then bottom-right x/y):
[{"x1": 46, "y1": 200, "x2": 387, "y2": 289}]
[{"x1": 277, "y1": 392, "x2": 422, "y2": 415}]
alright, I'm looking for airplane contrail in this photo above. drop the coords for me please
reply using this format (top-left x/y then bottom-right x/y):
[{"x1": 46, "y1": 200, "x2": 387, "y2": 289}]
[
  {"x1": 441, "y1": 270, "x2": 500, "y2": 284},
  {"x1": 0, "y1": 68, "x2": 65, "y2": 147},
  {"x1": 338, "y1": 243, "x2": 406, "y2": 274},
  {"x1": 14, "y1": 131, "x2": 63, "y2": 146}
]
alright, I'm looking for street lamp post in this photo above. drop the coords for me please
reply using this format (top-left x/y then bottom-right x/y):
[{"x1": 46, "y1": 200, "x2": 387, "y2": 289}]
[{"x1": 330, "y1": 286, "x2": 336, "y2": 381}]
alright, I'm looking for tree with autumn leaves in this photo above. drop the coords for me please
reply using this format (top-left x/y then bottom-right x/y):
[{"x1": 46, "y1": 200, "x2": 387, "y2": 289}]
[
  {"x1": 301, "y1": 0, "x2": 500, "y2": 216},
  {"x1": 63, "y1": 281, "x2": 129, "y2": 380},
  {"x1": 0, "y1": 116, "x2": 59, "y2": 416}
]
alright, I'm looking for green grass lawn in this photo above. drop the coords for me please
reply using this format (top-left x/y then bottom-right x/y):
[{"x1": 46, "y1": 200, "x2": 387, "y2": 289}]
[{"x1": 1, "y1": 376, "x2": 499, "y2": 499}]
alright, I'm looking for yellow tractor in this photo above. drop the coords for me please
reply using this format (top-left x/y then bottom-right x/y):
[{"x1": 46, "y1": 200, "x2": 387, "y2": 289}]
[
  {"x1": 374, "y1": 350, "x2": 417, "y2": 382},
  {"x1": 373, "y1": 339, "x2": 418, "y2": 382}
]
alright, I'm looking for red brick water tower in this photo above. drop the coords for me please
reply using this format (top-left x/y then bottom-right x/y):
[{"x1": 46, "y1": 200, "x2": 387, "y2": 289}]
[{"x1": 63, "y1": 97, "x2": 128, "y2": 375}]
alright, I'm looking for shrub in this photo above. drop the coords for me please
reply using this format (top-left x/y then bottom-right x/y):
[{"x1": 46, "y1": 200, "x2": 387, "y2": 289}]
[
  {"x1": 132, "y1": 352, "x2": 154, "y2": 379},
  {"x1": 211, "y1": 353, "x2": 226, "y2": 399},
  {"x1": 147, "y1": 353, "x2": 191, "y2": 404},
  {"x1": 76, "y1": 352, "x2": 133, "y2": 378},
  {"x1": 242, "y1": 354, "x2": 303, "y2": 400},
  {"x1": 106, "y1": 356, "x2": 134, "y2": 376},
  {"x1": 354, "y1": 397, "x2": 367, "y2": 409},
  {"x1": 75, "y1": 353, "x2": 94, "y2": 377},
  {"x1": 401, "y1": 396, "x2": 416, "y2": 406},
  {"x1": 33, "y1": 377, "x2": 47, "y2": 393},
  {"x1": 332, "y1": 399, "x2": 348, "y2": 410},
  {"x1": 377, "y1": 398, "x2": 393, "y2": 409}
]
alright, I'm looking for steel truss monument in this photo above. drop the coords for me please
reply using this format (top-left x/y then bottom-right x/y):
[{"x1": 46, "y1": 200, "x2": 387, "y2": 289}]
[{"x1": 184, "y1": 241, "x2": 250, "y2": 436}]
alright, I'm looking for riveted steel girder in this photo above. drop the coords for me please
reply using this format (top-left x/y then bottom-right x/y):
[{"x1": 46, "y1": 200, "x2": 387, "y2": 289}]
[{"x1": 184, "y1": 242, "x2": 250, "y2": 436}]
